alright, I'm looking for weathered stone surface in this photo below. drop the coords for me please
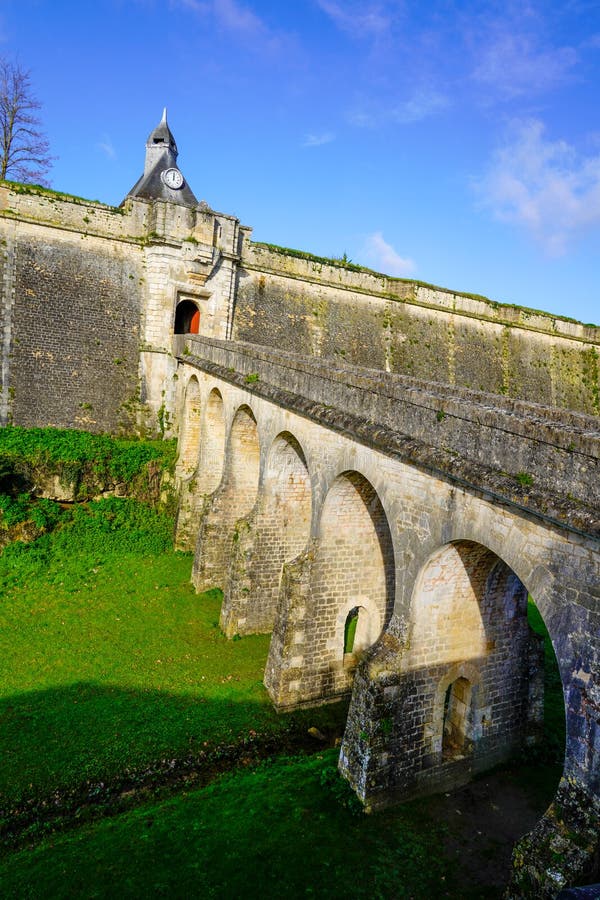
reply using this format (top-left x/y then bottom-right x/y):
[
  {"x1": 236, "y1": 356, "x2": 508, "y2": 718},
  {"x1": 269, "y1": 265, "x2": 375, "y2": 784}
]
[
  {"x1": 234, "y1": 243, "x2": 600, "y2": 416},
  {"x1": 175, "y1": 354, "x2": 599, "y2": 894}
]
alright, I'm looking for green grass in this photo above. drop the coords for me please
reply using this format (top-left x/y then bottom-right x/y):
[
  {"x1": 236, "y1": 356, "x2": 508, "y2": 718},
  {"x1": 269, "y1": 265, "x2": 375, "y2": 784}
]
[
  {"x1": 0, "y1": 750, "x2": 456, "y2": 900},
  {"x1": 527, "y1": 596, "x2": 566, "y2": 760},
  {"x1": 0, "y1": 498, "x2": 345, "y2": 808}
]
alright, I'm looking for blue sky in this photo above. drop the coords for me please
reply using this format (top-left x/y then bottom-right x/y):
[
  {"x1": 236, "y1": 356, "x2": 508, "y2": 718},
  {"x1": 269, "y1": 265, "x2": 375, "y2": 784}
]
[{"x1": 2, "y1": 0, "x2": 600, "y2": 324}]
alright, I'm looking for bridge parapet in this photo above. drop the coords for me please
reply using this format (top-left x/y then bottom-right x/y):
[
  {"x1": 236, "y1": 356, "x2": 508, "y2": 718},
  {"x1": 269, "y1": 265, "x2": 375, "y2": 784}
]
[{"x1": 181, "y1": 335, "x2": 600, "y2": 536}]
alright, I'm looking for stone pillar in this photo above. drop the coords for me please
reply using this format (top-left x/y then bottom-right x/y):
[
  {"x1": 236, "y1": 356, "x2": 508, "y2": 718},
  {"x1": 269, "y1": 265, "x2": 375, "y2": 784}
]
[
  {"x1": 220, "y1": 517, "x2": 257, "y2": 637},
  {"x1": 191, "y1": 492, "x2": 240, "y2": 594},
  {"x1": 264, "y1": 549, "x2": 316, "y2": 708},
  {"x1": 508, "y1": 607, "x2": 600, "y2": 896}
]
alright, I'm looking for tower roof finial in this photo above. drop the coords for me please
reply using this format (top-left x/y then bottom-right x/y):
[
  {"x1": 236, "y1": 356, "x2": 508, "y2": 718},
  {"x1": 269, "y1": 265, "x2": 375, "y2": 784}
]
[{"x1": 161, "y1": 107, "x2": 167, "y2": 123}]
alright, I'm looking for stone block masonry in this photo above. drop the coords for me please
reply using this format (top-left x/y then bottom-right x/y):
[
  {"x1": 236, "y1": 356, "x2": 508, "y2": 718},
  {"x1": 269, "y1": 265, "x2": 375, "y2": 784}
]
[
  {"x1": 0, "y1": 181, "x2": 243, "y2": 433},
  {"x1": 1, "y1": 151, "x2": 599, "y2": 895},
  {"x1": 9, "y1": 232, "x2": 142, "y2": 431},
  {"x1": 234, "y1": 242, "x2": 600, "y2": 416},
  {"x1": 175, "y1": 351, "x2": 599, "y2": 894}
]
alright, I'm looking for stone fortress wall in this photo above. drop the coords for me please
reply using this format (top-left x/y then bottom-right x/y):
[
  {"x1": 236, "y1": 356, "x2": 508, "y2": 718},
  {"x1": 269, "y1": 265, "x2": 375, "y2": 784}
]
[
  {"x1": 235, "y1": 240, "x2": 600, "y2": 416},
  {"x1": 0, "y1": 180, "x2": 599, "y2": 438}
]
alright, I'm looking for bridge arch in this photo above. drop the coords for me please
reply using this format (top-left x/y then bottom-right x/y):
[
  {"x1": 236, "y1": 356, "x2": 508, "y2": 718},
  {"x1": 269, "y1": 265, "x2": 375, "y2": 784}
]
[
  {"x1": 199, "y1": 387, "x2": 226, "y2": 494},
  {"x1": 221, "y1": 429, "x2": 312, "y2": 636},
  {"x1": 192, "y1": 402, "x2": 260, "y2": 593},
  {"x1": 176, "y1": 374, "x2": 202, "y2": 477},
  {"x1": 174, "y1": 383, "x2": 227, "y2": 551},
  {"x1": 340, "y1": 532, "x2": 563, "y2": 807},
  {"x1": 407, "y1": 541, "x2": 547, "y2": 769},
  {"x1": 227, "y1": 404, "x2": 261, "y2": 518},
  {"x1": 265, "y1": 469, "x2": 395, "y2": 707}
]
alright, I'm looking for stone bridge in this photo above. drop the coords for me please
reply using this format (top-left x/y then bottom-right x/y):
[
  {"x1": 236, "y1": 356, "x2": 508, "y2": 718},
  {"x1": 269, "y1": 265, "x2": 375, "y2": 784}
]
[{"x1": 174, "y1": 334, "x2": 600, "y2": 896}]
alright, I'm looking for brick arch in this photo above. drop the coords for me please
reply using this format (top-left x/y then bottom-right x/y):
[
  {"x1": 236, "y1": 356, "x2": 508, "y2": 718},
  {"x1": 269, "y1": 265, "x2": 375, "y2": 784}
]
[
  {"x1": 340, "y1": 537, "x2": 549, "y2": 809},
  {"x1": 266, "y1": 470, "x2": 396, "y2": 708},
  {"x1": 406, "y1": 540, "x2": 544, "y2": 775},
  {"x1": 200, "y1": 387, "x2": 226, "y2": 494},
  {"x1": 176, "y1": 374, "x2": 201, "y2": 476},
  {"x1": 264, "y1": 431, "x2": 312, "y2": 563},
  {"x1": 316, "y1": 470, "x2": 395, "y2": 644},
  {"x1": 192, "y1": 403, "x2": 260, "y2": 593},
  {"x1": 228, "y1": 405, "x2": 260, "y2": 513},
  {"x1": 220, "y1": 430, "x2": 312, "y2": 637}
]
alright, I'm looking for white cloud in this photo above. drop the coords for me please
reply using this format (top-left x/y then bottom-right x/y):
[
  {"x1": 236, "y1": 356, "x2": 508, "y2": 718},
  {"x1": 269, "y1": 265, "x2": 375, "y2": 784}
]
[
  {"x1": 391, "y1": 89, "x2": 449, "y2": 124},
  {"x1": 476, "y1": 120, "x2": 600, "y2": 255},
  {"x1": 97, "y1": 135, "x2": 116, "y2": 160},
  {"x1": 316, "y1": 1, "x2": 391, "y2": 38},
  {"x1": 471, "y1": 26, "x2": 577, "y2": 99},
  {"x1": 348, "y1": 88, "x2": 449, "y2": 128},
  {"x1": 303, "y1": 132, "x2": 335, "y2": 147},
  {"x1": 362, "y1": 231, "x2": 415, "y2": 276},
  {"x1": 213, "y1": 0, "x2": 265, "y2": 35},
  {"x1": 173, "y1": 0, "x2": 270, "y2": 38}
]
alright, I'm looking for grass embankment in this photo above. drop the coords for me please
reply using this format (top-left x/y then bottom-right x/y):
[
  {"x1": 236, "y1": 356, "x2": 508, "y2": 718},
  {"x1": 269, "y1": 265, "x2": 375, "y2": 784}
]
[
  {"x1": 0, "y1": 426, "x2": 176, "y2": 505},
  {"x1": 0, "y1": 498, "x2": 345, "y2": 815}
]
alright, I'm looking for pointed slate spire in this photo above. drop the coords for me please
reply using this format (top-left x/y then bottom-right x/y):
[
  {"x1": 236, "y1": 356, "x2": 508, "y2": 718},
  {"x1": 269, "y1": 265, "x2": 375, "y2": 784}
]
[
  {"x1": 124, "y1": 109, "x2": 198, "y2": 207},
  {"x1": 144, "y1": 107, "x2": 178, "y2": 173}
]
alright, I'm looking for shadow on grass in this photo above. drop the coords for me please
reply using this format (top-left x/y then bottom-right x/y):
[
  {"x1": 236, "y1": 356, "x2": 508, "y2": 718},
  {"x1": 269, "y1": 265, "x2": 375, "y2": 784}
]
[
  {"x1": 0, "y1": 745, "x2": 468, "y2": 900},
  {"x1": 0, "y1": 680, "x2": 349, "y2": 842}
]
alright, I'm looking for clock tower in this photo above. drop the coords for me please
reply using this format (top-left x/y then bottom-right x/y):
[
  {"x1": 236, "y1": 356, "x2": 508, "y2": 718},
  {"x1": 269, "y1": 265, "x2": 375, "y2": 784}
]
[{"x1": 125, "y1": 108, "x2": 198, "y2": 206}]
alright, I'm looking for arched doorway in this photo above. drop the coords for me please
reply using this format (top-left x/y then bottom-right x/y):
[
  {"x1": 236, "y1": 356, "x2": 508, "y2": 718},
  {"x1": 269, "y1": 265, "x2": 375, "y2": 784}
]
[
  {"x1": 442, "y1": 676, "x2": 473, "y2": 760},
  {"x1": 174, "y1": 300, "x2": 200, "y2": 334}
]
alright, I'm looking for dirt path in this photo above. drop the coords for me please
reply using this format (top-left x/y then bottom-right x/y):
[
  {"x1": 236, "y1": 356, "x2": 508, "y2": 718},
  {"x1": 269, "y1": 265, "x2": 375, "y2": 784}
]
[{"x1": 421, "y1": 762, "x2": 561, "y2": 896}]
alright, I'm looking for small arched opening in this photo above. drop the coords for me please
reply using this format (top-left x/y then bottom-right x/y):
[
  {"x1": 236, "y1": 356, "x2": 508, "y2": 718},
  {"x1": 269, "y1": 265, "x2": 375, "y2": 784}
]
[
  {"x1": 174, "y1": 300, "x2": 200, "y2": 335},
  {"x1": 344, "y1": 607, "x2": 360, "y2": 655},
  {"x1": 442, "y1": 676, "x2": 473, "y2": 760}
]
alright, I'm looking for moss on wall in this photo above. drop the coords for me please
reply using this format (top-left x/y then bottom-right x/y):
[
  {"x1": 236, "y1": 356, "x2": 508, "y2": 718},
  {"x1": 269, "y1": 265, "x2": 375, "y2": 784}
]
[{"x1": 233, "y1": 269, "x2": 600, "y2": 414}]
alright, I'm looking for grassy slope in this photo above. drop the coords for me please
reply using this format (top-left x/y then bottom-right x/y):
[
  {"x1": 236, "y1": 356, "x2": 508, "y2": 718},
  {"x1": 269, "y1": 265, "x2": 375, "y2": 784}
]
[{"x1": 0, "y1": 499, "x2": 345, "y2": 807}]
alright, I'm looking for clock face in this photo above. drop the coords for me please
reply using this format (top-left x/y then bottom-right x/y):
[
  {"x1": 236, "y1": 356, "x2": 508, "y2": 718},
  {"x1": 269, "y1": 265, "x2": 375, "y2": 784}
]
[{"x1": 162, "y1": 167, "x2": 184, "y2": 189}]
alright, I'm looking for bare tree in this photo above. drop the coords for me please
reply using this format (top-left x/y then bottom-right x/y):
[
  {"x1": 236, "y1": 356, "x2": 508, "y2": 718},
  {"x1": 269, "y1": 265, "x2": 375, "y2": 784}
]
[{"x1": 0, "y1": 58, "x2": 53, "y2": 186}]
